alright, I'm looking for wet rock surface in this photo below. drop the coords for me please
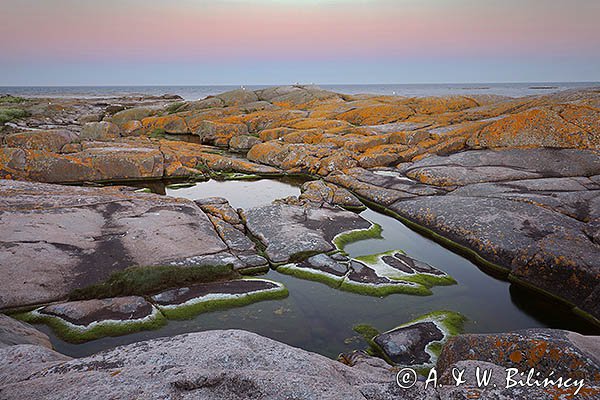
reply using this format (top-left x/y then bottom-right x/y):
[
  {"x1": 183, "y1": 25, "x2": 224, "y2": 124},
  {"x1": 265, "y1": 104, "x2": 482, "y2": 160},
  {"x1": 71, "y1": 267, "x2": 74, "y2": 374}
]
[{"x1": 277, "y1": 250, "x2": 454, "y2": 296}]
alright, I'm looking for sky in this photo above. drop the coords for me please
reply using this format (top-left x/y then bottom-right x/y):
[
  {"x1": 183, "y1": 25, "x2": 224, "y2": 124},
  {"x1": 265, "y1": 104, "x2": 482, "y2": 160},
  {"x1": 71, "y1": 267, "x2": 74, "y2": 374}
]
[{"x1": 1, "y1": 0, "x2": 599, "y2": 85}]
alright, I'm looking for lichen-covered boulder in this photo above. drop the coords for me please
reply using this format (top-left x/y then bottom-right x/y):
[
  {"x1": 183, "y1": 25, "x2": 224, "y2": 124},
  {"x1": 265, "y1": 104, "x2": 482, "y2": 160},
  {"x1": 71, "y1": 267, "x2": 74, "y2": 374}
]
[
  {"x1": 436, "y1": 329, "x2": 600, "y2": 385},
  {"x1": 4, "y1": 129, "x2": 75, "y2": 152},
  {"x1": 79, "y1": 121, "x2": 121, "y2": 141},
  {"x1": 229, "y1": 134, "x2": 262, "y2": 152}
]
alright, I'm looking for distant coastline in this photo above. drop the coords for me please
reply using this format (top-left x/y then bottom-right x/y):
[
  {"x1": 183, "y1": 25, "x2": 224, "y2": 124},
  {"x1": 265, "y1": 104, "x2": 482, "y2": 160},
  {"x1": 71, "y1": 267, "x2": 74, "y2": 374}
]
[{"x1": 1, "y1": 82, "x2": 599, "y2": 101}]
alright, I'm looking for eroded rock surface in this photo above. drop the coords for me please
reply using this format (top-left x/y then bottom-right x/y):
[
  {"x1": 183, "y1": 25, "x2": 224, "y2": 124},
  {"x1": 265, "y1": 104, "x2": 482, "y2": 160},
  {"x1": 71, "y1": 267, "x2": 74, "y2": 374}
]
[{"x1": 0, "y1": 180, "x2": 259, "y2": 310}]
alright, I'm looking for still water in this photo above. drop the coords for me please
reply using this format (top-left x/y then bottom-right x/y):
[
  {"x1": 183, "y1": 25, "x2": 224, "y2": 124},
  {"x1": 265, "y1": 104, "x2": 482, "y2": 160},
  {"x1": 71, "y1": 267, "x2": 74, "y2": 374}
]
[{"x1": 37, "y1": 178, "x2": 599, "y2": 358}]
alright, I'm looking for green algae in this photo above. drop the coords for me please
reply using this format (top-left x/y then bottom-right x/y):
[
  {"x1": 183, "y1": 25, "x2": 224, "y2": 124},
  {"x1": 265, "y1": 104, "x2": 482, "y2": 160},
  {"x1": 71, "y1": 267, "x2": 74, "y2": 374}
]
[
  {"x1": 339, "y1": 279, "x2": 430, "y2": 297},
  {"x1": 354, "y1": 250, "x2": 457, "y2": 288},
  {"x1": 276, "y1": 264, "x2": 344, "y2": 289},
  {"x1": 155, "y1": 279, "x2": 289, "y2": 320},
  {"x1": 16, "y1": 307, "x2": 167, "y2": 344},
  {"x1": 70, "y1": 264, "x2": 238, "y2": 300},
  {"x1": 332, "y1": 223, "x2": 382, "y2": 253},
  {"x1": 357, "y1": 310, "x2": 466, "y2": 368}
]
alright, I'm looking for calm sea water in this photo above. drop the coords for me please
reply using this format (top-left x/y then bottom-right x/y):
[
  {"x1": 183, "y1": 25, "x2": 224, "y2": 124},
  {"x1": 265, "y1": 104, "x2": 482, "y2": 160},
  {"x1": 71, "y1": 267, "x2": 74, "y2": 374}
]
[{"x1": 2, "y1": 82, "x2": 599, "y2": 100}]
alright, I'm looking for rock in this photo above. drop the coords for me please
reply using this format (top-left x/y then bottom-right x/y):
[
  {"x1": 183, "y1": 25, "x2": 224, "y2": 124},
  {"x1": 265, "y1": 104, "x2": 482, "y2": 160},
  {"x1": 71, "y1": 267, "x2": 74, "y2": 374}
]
[
  {"x1": 109, "y1": 107, "x2": 156, "y2": 126},
  {"x1": 5, "y1": 142, "x2": 165, "y2": 183},
  {"x1": 400, "y1": 148, "x2": 600, "y2": 187},
  {"x1": 216, "y1": 89, "x2": 259, "y2": 106},
  {"x1": 194, "y1": 120, "x2": 249, "y2": 146},
  {"x1": 0, "y1": 314, "x2": 52, "y2": 349},
  {"x1": 468, "y1": 106, "x2": 600, "y2": 149},
  {"x1": 193, "y1": 197, "x2": 229, "y2": 206},
  {"x1": 241, "y1": 203, "x2": 375, "y2": 264},
  {"x1": 0, "y1": 344, "x2": 71, "y2": 387},
  {"x1": 141, "y1": 115, "x2": 189, "y2": 134},
  {"x1": 22, "y1": 296, "x2": 164, "y2": 342},
  {"x1": 299, "y1": 180, "x2": 365, "y2": 210},
  {"x1": 228, "y1": 134, "x2": 262, "y2": 152},
  {"x1": 372, "y1": 311, "x2": 465, "y2": 368},
  {"x1": 0, "y1": 329, "x2": 430, "y2": 400},
  {"x1": 436, "y1": 329, "x2": 600, "y2": 385},
  {"x1": 4, "y1": 129, "x2": 75, "y2": 152},
  {"x1": 277, "y1": 251, "x2": 446, "y2": 296},
  {"x1": 437, "y1": 360, "x2": 563, "y2": 399},
  {"x1": 79, "y1": 121, "x2": 121, "y2": 141},
  {"x1": 121, "y1": 120, "x2": 143, "y2": 136},
  {"x1": 78, "y1": 113, "x2": 103, "y2": 124},
  {"x1": 151, "y1": 279, "x2": 287, "y2": 318},
  {"x1": 0, "y1": 179, "x2": 233, "y2": 309}
]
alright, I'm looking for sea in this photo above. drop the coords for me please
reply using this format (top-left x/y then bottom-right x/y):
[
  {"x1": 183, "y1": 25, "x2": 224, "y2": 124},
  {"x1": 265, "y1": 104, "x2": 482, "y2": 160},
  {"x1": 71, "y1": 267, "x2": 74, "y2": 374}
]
[{"x1": 1, "y1": 82, "x2": 599, "y2": 101}]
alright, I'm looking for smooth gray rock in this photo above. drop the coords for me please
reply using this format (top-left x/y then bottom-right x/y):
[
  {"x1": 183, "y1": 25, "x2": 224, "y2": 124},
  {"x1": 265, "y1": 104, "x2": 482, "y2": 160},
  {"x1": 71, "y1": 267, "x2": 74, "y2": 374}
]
[{"x1": 0, "y1": 180, "x2": 229, "y2": 310}]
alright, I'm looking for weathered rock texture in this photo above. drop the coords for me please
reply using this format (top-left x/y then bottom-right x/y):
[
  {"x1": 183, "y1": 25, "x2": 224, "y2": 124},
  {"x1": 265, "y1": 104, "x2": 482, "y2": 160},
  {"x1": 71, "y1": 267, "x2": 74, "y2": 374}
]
[
  {"x1": 0, "y1": 327, "x2": 597, "y2": 400},
  {"x1": 0, "y1": 180, "x2": 261, "y2": 310}
]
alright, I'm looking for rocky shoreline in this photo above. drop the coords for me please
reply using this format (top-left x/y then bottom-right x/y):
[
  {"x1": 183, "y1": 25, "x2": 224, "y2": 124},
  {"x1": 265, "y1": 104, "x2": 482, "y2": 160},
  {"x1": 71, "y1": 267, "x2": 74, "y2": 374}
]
[{"x1": 1, "y1": 86, "x2": 599, "y2": 398}]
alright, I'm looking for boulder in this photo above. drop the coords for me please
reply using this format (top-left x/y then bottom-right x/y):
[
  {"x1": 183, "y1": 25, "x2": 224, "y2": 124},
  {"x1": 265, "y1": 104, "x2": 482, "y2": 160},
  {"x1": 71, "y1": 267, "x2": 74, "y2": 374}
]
[
  {"x1": 229, "y1": 134, "x2": 262, "y2": 152},
  {"x1": 194, "y1": 120, "x2": 249, "y2": 146},
  {"x1": 79, "y1": 121, "x2": 120, "y2": 141},
  {"x1": 4, "y1": 129, "x2": 75, "y2": 152},
  {"x1": 299, "y1": 180, "x2": 364, "y2": 210}
]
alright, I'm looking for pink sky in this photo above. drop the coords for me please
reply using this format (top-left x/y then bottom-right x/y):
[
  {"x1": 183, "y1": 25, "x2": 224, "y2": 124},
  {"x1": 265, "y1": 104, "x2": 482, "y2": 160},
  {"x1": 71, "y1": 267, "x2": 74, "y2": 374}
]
[{"x1": 1, "y1": 0, "x2": 599, "y2": 84}]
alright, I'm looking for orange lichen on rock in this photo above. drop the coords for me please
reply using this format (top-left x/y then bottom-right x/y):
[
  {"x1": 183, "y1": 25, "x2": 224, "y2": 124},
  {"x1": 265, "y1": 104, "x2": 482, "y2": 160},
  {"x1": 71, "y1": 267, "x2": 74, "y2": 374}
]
[{"x1": 141, "y1": 115, "x2": 189, "y2": 134}]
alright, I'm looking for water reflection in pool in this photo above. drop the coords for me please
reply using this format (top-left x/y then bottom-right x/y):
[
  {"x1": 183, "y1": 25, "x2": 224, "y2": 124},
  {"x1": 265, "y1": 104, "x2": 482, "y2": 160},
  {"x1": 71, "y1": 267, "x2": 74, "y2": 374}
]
[{"x1": 38, "y1": 178, "x2": 599, "y2": 358}]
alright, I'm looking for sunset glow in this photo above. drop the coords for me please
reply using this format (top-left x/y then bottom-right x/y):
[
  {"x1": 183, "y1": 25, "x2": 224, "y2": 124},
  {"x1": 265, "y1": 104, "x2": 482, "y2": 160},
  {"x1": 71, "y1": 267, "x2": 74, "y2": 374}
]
[{"x1": 1, "y1": 0, "x2": 599, "y2": 84}]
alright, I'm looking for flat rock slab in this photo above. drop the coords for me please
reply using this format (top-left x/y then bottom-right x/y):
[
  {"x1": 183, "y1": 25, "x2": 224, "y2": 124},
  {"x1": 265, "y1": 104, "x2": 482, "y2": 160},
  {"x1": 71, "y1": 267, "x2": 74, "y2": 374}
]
[
  {"x1": 400, "y1": 148, "x2": 600, "y2": 187},
  {"x1": 151, "y1": 278, "x2": 288, "y2": 319},
  {"x1": 0, "y1": 180, "x2": 229, "y2": 310},
  {"x1": 389, "y1": 194, "x2": 600, "y2": 319},
  {"x1": 241, "y1": 204, "x2": 374, "y2": 264}
]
